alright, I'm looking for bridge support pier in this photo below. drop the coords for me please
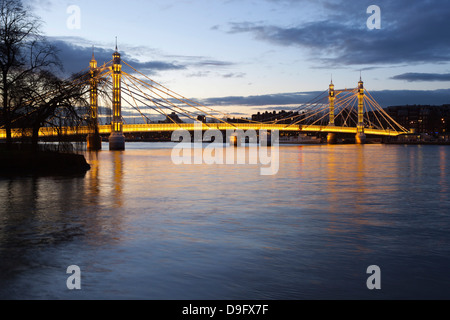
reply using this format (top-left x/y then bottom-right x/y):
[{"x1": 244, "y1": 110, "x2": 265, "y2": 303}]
[
  {"x1": 230, "y1": 134, "x2": 241, "y2": 147},
  {"x1": 355, "y1": 132, "x2": 366, "y2": 145},
  {"x1": 109, "y1": 132, "x2": 125, "y2": 151},
  {"x1": 87, "y1": 133, "x2": 102, "y2": 151},
  {"x1": 327, "y1": 133, "x2": 337, "y2": 144}
]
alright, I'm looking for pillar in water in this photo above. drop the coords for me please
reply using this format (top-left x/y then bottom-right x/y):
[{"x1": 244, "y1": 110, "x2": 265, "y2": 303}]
[
  {"x1": 109, "y1": 44, "x2": 125, "y2": 151},
  {"x1": 87, "y1": 50, "x2": 102, "y2": 151},
  {"x1": 356, "y1": 77, "x2": 366, "y2": 144},
  {"x1": 230, "y1": 134, "x2": 241, "y2": 147},
  {"x1": 327, "y1": 133, "x2": 337, "y2": 144}
]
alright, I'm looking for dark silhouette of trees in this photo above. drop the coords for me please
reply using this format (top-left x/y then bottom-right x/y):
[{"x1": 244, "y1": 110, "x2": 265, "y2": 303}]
[
  {"x1": 12, "y1": 70, "x2": 90, "y2": 151},
  {"x1": 0, "y1": 0, "x2": 59, "y2": 148},
  {"x1": 1, "y1": 0, "x2": 91, "y2": 151}
]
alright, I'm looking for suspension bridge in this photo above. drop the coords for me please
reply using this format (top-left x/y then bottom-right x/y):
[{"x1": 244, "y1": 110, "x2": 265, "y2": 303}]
[{"x1": 0, "y1": 45, "x2": 409, "y2": 150}]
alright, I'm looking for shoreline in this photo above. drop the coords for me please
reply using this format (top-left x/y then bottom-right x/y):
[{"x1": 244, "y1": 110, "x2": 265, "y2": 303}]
[
  {"x1": 121, "y1": 139, "x2": 450, "y2": 146},
  {"x1": 0, "y1": 149, "x2": 91, "y2": 177},
  {"x1": 384, "y1": 141, "x2": 450, "y2": 146}
]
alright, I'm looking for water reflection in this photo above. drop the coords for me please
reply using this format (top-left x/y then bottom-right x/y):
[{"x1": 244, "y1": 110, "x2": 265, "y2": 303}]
[
  {"x1": 0, "y1": 143, "x2": 449, "y2": 299},
  {"x1": 86, "y1": 151, "x2": 100, "y2": 205},
  {"x1": 0, "y1": 175, "x2": 87, "y2": 296},
  {"x1": 439, "y1": 147, "x2": 448, "y2": 197},
  {"x1": 112, "y1": 152, "x2": 124, "y2": 208},
  {"x1": 0, "y1": 153, "x2": 128, "y2": 297}
]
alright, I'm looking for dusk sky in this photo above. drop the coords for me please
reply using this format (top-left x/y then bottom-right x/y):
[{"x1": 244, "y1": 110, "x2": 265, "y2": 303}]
[{"x1": 26, "y1": 0, "x2": 450, "y2": 115}]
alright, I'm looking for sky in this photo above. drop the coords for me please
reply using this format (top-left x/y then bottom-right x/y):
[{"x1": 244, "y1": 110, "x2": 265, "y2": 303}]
[{"x1": 24, "y1": 0, "x2": 450, "y2": 115}]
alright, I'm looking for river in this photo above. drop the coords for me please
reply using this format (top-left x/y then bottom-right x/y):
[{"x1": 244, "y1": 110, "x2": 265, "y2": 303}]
[{"x1": 0, "y1": 143, "x2": 449, "y2": 300}]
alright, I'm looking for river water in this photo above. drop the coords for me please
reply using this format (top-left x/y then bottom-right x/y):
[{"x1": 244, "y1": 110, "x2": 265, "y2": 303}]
[{"x1": 0, "y1": 143, "x2": 449, "y2": 300}]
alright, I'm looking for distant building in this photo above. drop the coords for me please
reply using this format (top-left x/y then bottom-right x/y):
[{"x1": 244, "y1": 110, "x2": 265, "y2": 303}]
[
  {"x1": 197, "y1": 115, "x2": 206, "y2": 123},
  {"x1": 385, "y1": 105, "x2": 450, "y2": 135},
  {"x1": 159, "y1": 112, "x2": 183, "y2": 124},
  {"x1": 251, "y1": 110, "x2": 301, "y2": 124}
]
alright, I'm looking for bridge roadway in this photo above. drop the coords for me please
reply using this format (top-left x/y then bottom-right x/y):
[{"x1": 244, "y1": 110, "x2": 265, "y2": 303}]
[{"x1": 0, "y1": 123, "x2": 402, "y2": 139}]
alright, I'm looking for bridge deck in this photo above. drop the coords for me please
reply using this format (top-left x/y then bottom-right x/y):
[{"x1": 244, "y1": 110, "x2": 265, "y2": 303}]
[{"x1": 0, "y1": 123, "x2": 402, "y2": 139}]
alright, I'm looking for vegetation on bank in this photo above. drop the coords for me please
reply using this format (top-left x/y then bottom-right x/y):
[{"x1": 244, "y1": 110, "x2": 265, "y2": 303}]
[
  {"x1": 0, "y1": 145, "x2": 90, "y2": 176},
  {"x1": 1, "y1": 0, "x2": 86, "y2": 150},
  {"x1": 0, "y1": 0, "x2": 93, "y2": 176}
]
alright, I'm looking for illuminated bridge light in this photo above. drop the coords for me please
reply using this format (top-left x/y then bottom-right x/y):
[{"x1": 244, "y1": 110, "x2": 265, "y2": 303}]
[{"x1": 0, "y1": 124, "x2": 403, "y2": 139}]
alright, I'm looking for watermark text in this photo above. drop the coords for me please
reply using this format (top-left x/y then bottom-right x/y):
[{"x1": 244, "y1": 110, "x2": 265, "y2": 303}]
[{"x1": 171, "y1": 123, "x2": 280, "y2": 176}]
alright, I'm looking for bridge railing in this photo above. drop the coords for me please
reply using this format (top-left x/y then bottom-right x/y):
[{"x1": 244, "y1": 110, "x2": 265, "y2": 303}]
[
  {"x1": 0, "y1": 123, "x2": 402, "y2": 139},
  {"x1": 120, "y1": 123, "x2": 302, "y2": 133}
]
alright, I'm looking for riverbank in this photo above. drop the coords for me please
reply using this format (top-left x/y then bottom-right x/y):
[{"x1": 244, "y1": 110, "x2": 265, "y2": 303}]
[
  {"x1": 384, "y1": 141, "x2": 450, "y2": 145},
  {"x1": 0, "y1": 148, "x2": 91, "y2": 176}
]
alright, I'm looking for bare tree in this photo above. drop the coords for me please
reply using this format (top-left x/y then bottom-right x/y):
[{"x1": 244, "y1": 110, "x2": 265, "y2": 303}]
[
  {"x1": 0, "y1": 0, "x2": 59, "y2": 148},
  {"x1": 12, "y1": 70, "x2": 91, "y2": 151}
]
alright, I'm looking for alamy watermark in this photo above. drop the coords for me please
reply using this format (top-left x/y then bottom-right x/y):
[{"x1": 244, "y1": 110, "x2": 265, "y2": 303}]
[
  {"x1": 64, "y1": 264, "x2": 382, "y2": 292},
  {"x1": 66, "y1": 265, "x2": 81, "y2": 290},
  {"x1": 170, "y1": 122, "x2": 280, "y2": 176},
  {"x1": 367, "y1": 5, "x2": 381, "y2": 30},
  {"x1": 67, "y1": 5, "x2": 81, "y2": 30},
  {"x1": 366, "y1": 265, "x2": 381, "y2": 290}
]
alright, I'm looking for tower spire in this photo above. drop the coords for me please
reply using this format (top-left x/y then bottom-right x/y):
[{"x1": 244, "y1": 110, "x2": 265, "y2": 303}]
[
  {"x1": 115, "y1": 36, "x2": 118, "y2": 51},
  {"x1": 90, "y1": 45, "x2": 97, "y2": 69}
]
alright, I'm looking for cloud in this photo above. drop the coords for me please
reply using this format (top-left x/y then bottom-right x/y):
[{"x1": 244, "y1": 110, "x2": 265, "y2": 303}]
[
  {"x1": 49, "y1": 37, "x2": 235, "y2": 78},
  {"x1": 48, "y1": 37, "x2": 185, "y2": 77},
  {"x1": 200, "y1": 89, "x2": 450, "y2": 109},
  {"x1": 225, "y1": 0, "x2": 450, "y2": 67},
  {"x1": 368, "y1": 89, "x2": 450, "y2": 107},
  {"x1": 391, "y1": 73, "x2": 450, "y2": 82},
  {"x1": 23, "y1": 0, "x2": 53, "y2": 11},
  {"x1": 186, "y1": 71, "x2": 211, "y2": 78},
  {"x1": 202, "y1": 91, "x2": 325, "y2": 107},
  {"x1": 222, "y1": 72, "x2": 246, "y2": 78},
  {"x1": 193, "y1": 60, "x2": 234, "y2": 67}
]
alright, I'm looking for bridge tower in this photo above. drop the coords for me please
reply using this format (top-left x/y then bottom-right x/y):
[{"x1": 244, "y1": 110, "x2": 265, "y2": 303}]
[
  {"x1": 356, "y1": 77, "x2": 366, "y2": 144},
  {"x1": 327, "y1": 79, "x2": 337, "y2": 144},
  {"x1": 109, "y1": 43, "x2": 125, "y2": 150},
  {"x1": 87, "y1": 49, "x2": 102, "y2": 151}
]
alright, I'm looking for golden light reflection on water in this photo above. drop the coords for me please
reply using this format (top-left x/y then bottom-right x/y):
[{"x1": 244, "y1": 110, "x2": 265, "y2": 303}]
[
  {"x1": 86, "y1": 151, "x2": 100, "y2": 204},
  {"x1": 323, "y1": 146, "x2": 373, "y2": 241},
  {"x1": 1, "y1": 143, "x2": 450, "y2": 299},
  {"x1": 113, "y1": 152, "x2": 124, "y2": 208},
  {"x1": 80, "y1": 144, "x2": 450, "y2": 233},
  {"x1": 78, "y1": 143, "x2": 450, "y2": 252},
  {"x1": 83, "y1": 150, "x2": 125, "y2": 244},
  {"x1": 85, "y1": 151, "x2": 124, "y2": 208},
  {"x1": 300, "y1": 145, "x2": 408, "y2": 230}
]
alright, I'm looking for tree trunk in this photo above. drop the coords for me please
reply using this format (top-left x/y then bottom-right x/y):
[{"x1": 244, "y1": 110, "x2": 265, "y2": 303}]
[
  {"x1": 4, "y1": 115, "x2": 12, "y2": 149},
  {"x1": 32, "y1": 125, "x2": 40, "y2": 153},
  {"x1": 2, "y1": 73, "x2": 13, "y2": 149}
]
